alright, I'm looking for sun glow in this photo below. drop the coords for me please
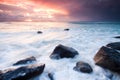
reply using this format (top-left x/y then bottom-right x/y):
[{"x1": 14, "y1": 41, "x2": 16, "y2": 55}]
[
  {"x1": 0, "y1": 10, "x2": 3, "y2": 12},
  {"x1": 26, "y1": 13, "x2": 30, "y2": 16},
  {"x1": 25, "y1": 19, "x2": 32, "y2": 22},
  {"x1": 0, "y1": 0, "x2": 69, "y2": 21},
  {"x1": 33, "y1": 8, "x2": 68, "y2": 19},
  {"x1": 34, "y1": 8, "x2": 68, "y2": 15}
]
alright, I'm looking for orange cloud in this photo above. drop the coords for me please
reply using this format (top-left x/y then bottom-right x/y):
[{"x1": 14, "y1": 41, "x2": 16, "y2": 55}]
[{"x1": 0, "y1": 0, "x2": 70, "y2": 22}]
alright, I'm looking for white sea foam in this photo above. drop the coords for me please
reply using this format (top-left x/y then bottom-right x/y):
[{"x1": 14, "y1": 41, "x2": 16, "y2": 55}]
[{"x1": 0, "y1": 22, "x2": 120, "y2": 80}]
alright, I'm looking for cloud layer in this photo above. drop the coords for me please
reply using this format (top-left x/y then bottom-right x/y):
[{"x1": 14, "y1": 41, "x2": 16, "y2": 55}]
[{"x1": 0, "y1": 0, "x2": 120, "y2": 22}]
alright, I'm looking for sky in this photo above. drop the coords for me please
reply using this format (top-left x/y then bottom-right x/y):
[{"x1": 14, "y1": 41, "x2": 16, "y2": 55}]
[{"x1": 0, "y1": 0, "x2": 120, "y2": 22}]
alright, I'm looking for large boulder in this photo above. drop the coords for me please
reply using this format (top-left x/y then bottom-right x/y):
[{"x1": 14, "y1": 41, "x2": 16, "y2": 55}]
[
  {"x1": 50, "y1": 44, "x2": 79, "y2": 59},
  {"x1": 0, "y1": 64, "x2": 45, "y2": 80},
  {"x1": 94, "y1": 46, "x2": 120, "y2": 73},
  {"x1": 48, "y1": 72, "x2": 54, "y2": 80},
  {"x1": 13, "y1": 56, "x2": 36, "y2": 66},
  {"x1": 73, "y1": 61, "x2": 93, "y2": 73},
  {"x1": 106, "y1": 42, "x2": 120, "y2": 50}
]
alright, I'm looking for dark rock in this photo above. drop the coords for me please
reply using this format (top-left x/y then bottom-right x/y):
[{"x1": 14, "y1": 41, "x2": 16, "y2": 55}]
[
  {"x1": 73, "y1": 61, "x2": 93, "y2": 73},
  {"x1": 48, "y1": 73, "x2": 54, "y2": 80},
  {"x1": 0, "y1": 70, "x2": 2, "y2": 76},
  {"x1": 106, "y1": 42, "x2": 120, "y2": 50},
  {"x1": 13, "y1": 56, "x2": 36, "y2": 66},
  {"x1": 37, "y1": 31, "x2": 42, "y2": 34},
  {"x1": 0, "y1": 63, "x2": 45, "y2": 80},
  {"x1": 114, "y1": 36, "x2": 120, "y2": 38},
  {"x1": 64, "y1": 28, "x2": 69, "y2": 31},
  {"x1": 94, "y1": 46, "x2": 120, "y2": 73},
  {"x1": 50, "y1": 44, "x2": 79, "y2": 59}
]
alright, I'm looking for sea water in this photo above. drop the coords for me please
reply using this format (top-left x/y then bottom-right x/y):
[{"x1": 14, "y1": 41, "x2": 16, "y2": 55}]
[{"x1": 0, "y1": 22, "x2": 120, "y2": 80}]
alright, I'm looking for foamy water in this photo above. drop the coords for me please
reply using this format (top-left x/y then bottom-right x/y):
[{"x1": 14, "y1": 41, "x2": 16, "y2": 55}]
[{"x1": 0, "y1": 22, "x2": 120, "y2": 80}]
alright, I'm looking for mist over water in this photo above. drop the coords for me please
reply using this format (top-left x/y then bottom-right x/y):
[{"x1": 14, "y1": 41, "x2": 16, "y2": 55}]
[{"x1": 0, "y1": 22, "x2": 120, "y2": 80}]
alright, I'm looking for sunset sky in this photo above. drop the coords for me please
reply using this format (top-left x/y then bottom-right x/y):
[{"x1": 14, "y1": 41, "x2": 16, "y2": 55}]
[{"x1": 0, "y1": 0, "x2": 120, "y2": 22}]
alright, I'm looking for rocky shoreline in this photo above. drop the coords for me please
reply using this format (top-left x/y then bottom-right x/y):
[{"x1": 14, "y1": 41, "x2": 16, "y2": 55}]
[{"x1": 0, "y1": 41, "x2": 120, "y2": 80}]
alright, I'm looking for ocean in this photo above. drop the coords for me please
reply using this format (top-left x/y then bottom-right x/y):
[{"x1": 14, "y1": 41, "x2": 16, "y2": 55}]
[{"x1": 0, "y1": 22, "x2": 120, "y2": 80}]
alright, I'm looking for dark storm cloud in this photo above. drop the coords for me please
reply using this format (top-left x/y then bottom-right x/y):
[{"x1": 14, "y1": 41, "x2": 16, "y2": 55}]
[
  {"x1": 32, "y1": 0, "x2": 120, "y2": 21},
  {"x1": 80, "y1": 0, "x2": 120, "y2": 21}
]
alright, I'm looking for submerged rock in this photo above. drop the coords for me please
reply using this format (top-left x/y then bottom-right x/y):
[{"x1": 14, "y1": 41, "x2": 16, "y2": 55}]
[
  {"x1": 64, "y1": 28, "x2": 70, "y2": 31},
  {"x1": 0, "y1": 70, "x2": 2, "y2": 76},
  {"x1": 48, "y1": 73, "x2": 54, "y2": 80},
  {"x1": 106, "y1": 42, "x2": 120, "y2": 50},
  {"x1": 114, "y1": 36, "x2": 120, "y2": 39},
  {"x1": 73, "y1": 61, "x2": 93, "y2": 73},
  {"x1": 94, "y1": 46, "x2": 120, "y2": 73},
  {"x1": 37, "y1": 31, "x2": 43, "y2": 34},
  {"x1": 50, "y1": 44, "x2": 79, "y2": 59},
  {"x1": 13, "y1": 56, "x2": 36, "y2": 66},
  {"x1": 0, "y1": 63, "x2": 45, "y2": 80}
]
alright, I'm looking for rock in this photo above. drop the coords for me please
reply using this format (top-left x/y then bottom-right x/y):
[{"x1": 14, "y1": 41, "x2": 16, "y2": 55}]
[
  {"x1": 13, "y1": 56, "x2": 36, "y2": 66},
  {"x1": 0, "y1": 70, "x2": 2, "y2": 76},
  {"x1": 0, "y1": 63, "x2": 45, "y2": 80},
  {"x1": 48, "y1": 73, "x2": 54, "y2": 80},
  {"x1": 114, "y1": 36, "x2": 120, "y2": 38},
  {"x1": 64, "y1": 28, "x2": 69, "y2": 31},
  {"x1": 37, "y1": 31, "x2": 42, "y2": 34},
  {"x1": 50, "y1": 44, "x2": 79, "y2": 59},
  {"x1": 94, "y1": 46, "x2": 120, "y2": 73},
  {"x1": 73, "y1": 61, "x2": 93, "y2": 73},
  {"x1": 106, "y1": 42, "x2": 120, "y2": 50}
]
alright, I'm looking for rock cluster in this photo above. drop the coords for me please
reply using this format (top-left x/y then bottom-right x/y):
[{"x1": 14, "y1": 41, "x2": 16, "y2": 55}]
[
  {"x1": 0, "y1": 56, "x2": 45, "y2": 80},
  {"x1": 50, "y1": 44, "x2": 93, "y2": 74},
  {"x1": 4, "y1": 42, "x2": 119, "y2": 79}
]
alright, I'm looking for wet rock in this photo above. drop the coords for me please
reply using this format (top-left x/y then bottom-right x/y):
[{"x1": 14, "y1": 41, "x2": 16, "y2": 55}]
[
  {"x1": 106, "y1": 42, "x2": 120, "y2": 50},
  {"x1": 13, "y1": 56, "x2": 36, "y2": 66},
  {"x1": 48, "y1": 73, "x2": 54, "y2": 80},
  {"x1": 114, "y1": 36, "x2": 120, "y2": 39},
  {"x1": 0, "y1": 63, "x2": 45, "y2": 80},
  {"x1": 37, "y1": 31, "x2": 43, "y2": 34},
  {"x1": 73, "y1": 61, "x2": 93, "y2": 73},
  {"x1": 0, "y1": 70, "x2": 2, "y2": 76},
  {"x1": 94, "y1": 46, "x2": 120, "y2": 73},
  {"x1": 64, "y1": 28, "x2": 69, "y2": 31},
  {"x1": 50, "y1": 44, "x2": 79, "y2": 59}
]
